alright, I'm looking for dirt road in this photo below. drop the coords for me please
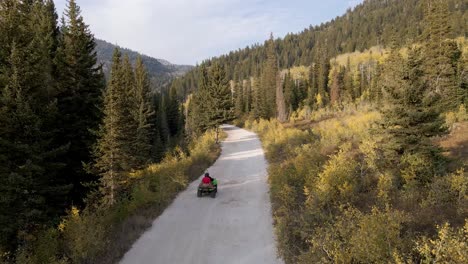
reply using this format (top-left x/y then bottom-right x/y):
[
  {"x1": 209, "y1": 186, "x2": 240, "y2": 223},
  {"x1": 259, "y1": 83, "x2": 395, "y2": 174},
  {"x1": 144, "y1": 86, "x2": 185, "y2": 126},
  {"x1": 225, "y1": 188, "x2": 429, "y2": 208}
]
[{"x1": 120, "y1": 125, "x2": 283, "y2": 264}]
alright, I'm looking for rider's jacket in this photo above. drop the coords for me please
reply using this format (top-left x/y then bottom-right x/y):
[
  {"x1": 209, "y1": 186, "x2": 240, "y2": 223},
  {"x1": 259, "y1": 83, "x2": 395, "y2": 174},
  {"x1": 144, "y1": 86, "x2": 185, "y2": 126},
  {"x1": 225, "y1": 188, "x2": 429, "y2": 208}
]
[{"x1": 202, "y1": 176, "x2": 211, "y2": 184}]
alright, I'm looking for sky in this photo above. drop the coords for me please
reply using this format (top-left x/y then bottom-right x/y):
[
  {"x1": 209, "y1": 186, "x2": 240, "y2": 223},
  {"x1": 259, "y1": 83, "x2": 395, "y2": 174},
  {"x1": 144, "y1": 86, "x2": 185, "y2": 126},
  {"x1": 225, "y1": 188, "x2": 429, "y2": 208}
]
[{"x1": 54, "y1": 0, "x2": 364, "y2": 65}]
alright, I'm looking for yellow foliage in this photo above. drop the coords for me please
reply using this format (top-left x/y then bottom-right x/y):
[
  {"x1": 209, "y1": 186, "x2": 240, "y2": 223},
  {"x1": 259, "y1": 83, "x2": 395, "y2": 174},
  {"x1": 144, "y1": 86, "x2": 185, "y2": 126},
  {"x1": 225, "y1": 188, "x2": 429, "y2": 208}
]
[
  {"x1": 288, "y1": 65, "x2": 310, "y2": 80},
  {"x1": 416, "y1": 221, "x2": 468, "y2": 264},
  {"x1": 457, "y1": 104, "x2": 467, "y2": 121},
  {"x1": 350, "y1": 207, "x2": 408, "y2": 263},
  {"x1": 446, "y1": 111, "x2": 458, "y2": 128},
  {"x1": 315, "y1": 93, "x2": 323, "y2": 107},
  {"x1": 377, "y1": 172, "x2": 395, "y2": 203},
  {"x1": 316, "y1": 143, "x2": 358, "y2": 204},
  {"x1": 332, "y1": 45, "x2": 388, "y2": 71},
  {"x1": 314, "y1": 110, "x2": 381, "y2": 150}
]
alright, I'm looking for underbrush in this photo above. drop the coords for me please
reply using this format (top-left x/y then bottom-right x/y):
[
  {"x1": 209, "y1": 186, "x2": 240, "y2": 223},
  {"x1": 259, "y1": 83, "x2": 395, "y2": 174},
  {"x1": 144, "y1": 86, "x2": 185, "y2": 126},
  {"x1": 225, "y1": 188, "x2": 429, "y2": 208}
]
[
  {"x1": 9, "y1": 131, "x2": 220, "y2": 264},
  {"x1": 245, "y1": 107, "x2": 468, "y2": 264}
]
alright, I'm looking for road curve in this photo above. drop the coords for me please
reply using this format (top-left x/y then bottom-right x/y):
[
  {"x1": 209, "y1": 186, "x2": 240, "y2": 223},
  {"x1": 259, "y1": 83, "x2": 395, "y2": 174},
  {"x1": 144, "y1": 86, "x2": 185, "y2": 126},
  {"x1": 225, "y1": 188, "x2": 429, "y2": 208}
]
[{"x1": 120, "y1": 125, "x2": 283, "y2": 264}]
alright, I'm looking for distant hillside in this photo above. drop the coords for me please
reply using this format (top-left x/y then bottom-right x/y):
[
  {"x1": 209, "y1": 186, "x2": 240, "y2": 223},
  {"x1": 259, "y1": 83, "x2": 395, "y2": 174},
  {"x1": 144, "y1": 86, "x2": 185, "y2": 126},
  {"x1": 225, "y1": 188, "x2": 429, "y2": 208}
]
[
  {"x1": 171, "y1": 0, "x2": 466, "y2": 96},
  {"x1": 95, "y1": 39, "x2": 193, "y2": 90}
]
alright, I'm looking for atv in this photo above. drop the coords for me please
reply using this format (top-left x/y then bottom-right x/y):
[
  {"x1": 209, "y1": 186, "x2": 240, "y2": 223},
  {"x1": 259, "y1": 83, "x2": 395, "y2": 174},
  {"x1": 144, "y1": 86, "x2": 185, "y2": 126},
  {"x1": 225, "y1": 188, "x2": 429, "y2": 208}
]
[{"x1": 197, "y1": 179, "x2": 217, "y2": 198}]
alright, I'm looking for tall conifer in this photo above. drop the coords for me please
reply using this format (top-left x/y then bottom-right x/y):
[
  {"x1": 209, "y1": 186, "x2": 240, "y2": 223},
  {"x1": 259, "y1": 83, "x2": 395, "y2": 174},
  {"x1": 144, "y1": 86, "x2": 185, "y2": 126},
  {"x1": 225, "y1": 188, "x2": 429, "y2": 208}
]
[
  {"x1": 421, "y1": 0, "x2": 463, "y2": 110},
  {"x1": 132, "y1": 56, "x2": 153, "y2": 168},
  {"x1": 55, "y1": 0, "x2": 105, "y2": 202},
  {"x1": 92, "y1": 49, "x2": 128, "y2": 206}
]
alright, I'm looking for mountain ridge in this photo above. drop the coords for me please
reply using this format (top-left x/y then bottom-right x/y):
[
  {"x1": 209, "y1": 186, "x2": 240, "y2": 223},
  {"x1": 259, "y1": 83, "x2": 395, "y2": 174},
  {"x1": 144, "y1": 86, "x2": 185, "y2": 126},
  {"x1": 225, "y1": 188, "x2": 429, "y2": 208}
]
[{"x1": 95, "y1": 39, "x2": 193, "y2": 90}]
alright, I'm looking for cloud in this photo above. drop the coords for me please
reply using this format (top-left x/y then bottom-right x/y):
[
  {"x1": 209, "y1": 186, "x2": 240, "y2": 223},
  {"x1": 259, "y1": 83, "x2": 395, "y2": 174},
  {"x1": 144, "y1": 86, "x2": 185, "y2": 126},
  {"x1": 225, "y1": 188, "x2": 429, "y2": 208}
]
[{"x1": 55, "y1": 0, "x2": 363, "y2": 65}]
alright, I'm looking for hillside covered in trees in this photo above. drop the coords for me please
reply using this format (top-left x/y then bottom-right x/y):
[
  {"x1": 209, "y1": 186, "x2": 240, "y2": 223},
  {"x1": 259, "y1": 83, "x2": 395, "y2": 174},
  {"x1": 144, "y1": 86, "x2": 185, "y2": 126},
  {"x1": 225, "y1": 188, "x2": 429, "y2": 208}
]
[
  {"x1": 95, "y1": 39, "x2": 193, "y2": 90},
  {"x1": 171, "y1": 0, "x2": 466, "y2": 98}
]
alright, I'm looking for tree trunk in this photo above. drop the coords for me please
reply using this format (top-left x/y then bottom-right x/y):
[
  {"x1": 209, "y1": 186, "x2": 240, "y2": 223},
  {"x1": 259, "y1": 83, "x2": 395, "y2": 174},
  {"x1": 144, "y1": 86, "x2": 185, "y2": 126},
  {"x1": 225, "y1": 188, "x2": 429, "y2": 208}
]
[{"x1": 276, "y1": 72, "x2": 288, "y2": 123}]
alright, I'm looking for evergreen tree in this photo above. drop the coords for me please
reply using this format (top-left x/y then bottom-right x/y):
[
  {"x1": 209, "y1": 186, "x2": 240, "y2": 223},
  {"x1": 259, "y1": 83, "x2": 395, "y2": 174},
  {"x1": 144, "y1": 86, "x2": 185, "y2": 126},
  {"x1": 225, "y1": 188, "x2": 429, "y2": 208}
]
[
  {"x1": 234, "y1": 81, "x2": 244, "y2": 117},
  {"x1": 380, "y1": 47, "x2": 446, "y2": 184},
  {"x1": 132, "y1": 56, "x2": 153, "y2": 168},
  {"x1": 251, "y1": 77, "x2": 261, "y2": 119},
  {"x1": 421, "y1": 0, "x2": 463, "y2": 110},
  {"x1": 0, "y1": 1, "x2": 69, "y2": 249},
  {"x1": 369, "y1": 63, "x2": 383, "y2": 103},
  {"x1": 207, "y1": 62, "x2": 235, "y2": 142},
  {"x1": 330, "y1": 67, "x2": 344, "y2": 105},
  {"x1": 342, "y1": 58, "x2": 354, "y2": 102},
  {"x1": 244, "y1": 80, "x2": 252, "y2": 113},
  {"x1": 54, "y1": 0, "x2": 105, "y2": 203},
  {"x1": 284, "y1": 72, "x2": 295, "y2": 112},
  {"x1": 166, "y1": 84, "x2": 181, "y2": 137},
  {"x1": 190, "y1": 63, "x2": 234, "y2": 141},
  {"x1": 353, "y1": 67, "x2": 362, "y2": 100},
  {"x1": 259, "y1": 34, "x2": 278, "y2": 119},
  {"x1": 315, "y1": 42, "x2": 330, "y2": 103},
  {"x1": 92, "y1": 49, "x2": 130, "y2": 206},
  {"x1": 149, "y1": 93, "x2": 165, "y2": 162},
  {"x1": 157, "y1": 95, "x2": 170, "y2": 145},
  {"x1": 189, "y1": 65, "x2": 211, "y2": 135},
  {"x1": 120, "y1": 54, "x2": 140, "y2": 168}
]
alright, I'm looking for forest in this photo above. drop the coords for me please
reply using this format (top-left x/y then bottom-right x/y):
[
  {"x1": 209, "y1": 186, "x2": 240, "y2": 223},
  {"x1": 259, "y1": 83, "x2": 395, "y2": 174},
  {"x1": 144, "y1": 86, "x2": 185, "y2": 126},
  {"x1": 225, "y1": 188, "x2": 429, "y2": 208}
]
[
  {"x1": 0, "y1": 0, "x2": 467, "y2": 263},
  {"x1": 0, "y1": 0, "x2": 220, "y2": 263}
]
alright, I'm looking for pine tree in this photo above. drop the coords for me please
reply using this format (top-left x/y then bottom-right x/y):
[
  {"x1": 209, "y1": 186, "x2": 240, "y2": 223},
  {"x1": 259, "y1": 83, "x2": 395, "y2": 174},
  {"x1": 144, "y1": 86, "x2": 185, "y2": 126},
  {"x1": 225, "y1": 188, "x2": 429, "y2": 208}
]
[
  {"x1": 259, "y1": 34, "x2": 278, "y2": 119},
  {"x1": 330, "y1": 67, "x2": 344, "y2": 105},
  {"x1": 421, "y1": 0, "x2": 463, "y2": 110},
  {"x1": 0, "y1": 1, "x2": 73, "y2": 250},
  {"x1": 189, "y1": 65, "x2": 211, "y2": 135},
  {"x1": 54, "y1": 0, "x2": 105, "y2": 203},
  {"x1": 353, "y1": 67, "x2": 362, "y2": 100},
  {"x1": 284, "y1": 72, "x2": 295, "y2": 112},
  {"x1": 157, "y1": 95, "x2": 170, "y2": 145},
  {"x1": 307, "y1": 64, "x2": 319, "y2": 107},
  {"x1": 314, "y1": 41, "x2": 331, "y2": 107},
  {"x1": 234, "y1": 81, "x2": 244, "y2": 117},
  {"x1": 380, "y1": 47, "x2": 446, "y2": 184},
  {"x1": 244, "y1": 80, "x2": 252, "y2": 113},
  {"x1": 132, "y1": 56, "x2": 153, "y2": 168},
  {"x1": 343, "y1": 58, "x2": 354, "y2": 102},
  {"x1": 207, "y1": 62, "x2": 235, "y2": 142},
  {"x1": 149, "y1": 93, "x2": 165, "y2": 162},
  {"x1": 166, "y1": 84, "x2": 181, "y2": 137},
  {"x1": 190, "y1": 63, "x2": 234, "y2": 141},
  {"x1": 92, "y1": 49, "x2": 129, "y2": 206},
  {"x1": 369, "y1": 63, "x2": 383, "y2": 103},
  {"x1": 251, "y1": 77, "x2": 261, "y2": 119}
]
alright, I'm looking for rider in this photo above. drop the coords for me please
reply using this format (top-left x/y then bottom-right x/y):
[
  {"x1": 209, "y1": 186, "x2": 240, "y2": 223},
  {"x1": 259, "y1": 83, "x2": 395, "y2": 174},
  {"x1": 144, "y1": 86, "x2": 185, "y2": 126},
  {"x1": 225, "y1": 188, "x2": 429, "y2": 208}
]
[
  {"x1": 202, "y1": 172, "x2": 217, "y2": 190},
  {"x1": 202, "y1": 172, "x2": 211, "y2": 183}
]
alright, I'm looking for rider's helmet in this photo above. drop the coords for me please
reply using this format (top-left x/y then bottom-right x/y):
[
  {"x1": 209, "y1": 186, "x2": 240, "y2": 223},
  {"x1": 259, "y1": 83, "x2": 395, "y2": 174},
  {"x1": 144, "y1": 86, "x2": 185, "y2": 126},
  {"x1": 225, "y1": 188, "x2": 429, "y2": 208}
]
[{"x1": 204, "y1": 172, "x2": 210, "y2": 177}]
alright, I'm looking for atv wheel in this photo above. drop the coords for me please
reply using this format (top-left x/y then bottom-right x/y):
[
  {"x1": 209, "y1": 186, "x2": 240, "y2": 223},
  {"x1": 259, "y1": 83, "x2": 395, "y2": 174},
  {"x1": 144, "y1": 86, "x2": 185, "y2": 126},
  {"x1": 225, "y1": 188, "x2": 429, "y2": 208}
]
[
  {"x1": 210, "y1": 191, "x2": 216, "y2": 198},
  {"x1": 197, "y1": 190, "x2": 202, "y2": 197}
]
